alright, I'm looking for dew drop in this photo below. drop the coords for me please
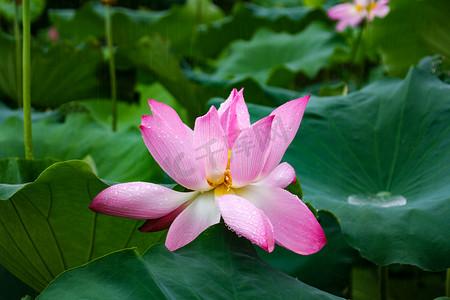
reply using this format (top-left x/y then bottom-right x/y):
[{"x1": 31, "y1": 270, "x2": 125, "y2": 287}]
[{"x1": 347, "y1": 192, "x2": 407, "y2": 207}]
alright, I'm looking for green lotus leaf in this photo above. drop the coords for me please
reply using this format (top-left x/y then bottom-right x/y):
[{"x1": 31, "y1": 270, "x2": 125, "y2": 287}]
[
  {"x1": 0, "y1": 160, "x2": 165, "y2": 292},
  {"x1": 0, "y1": 111, "x2": 163, "y2": 183},
  {"x1": 0, "y1": 101, "x2": 58, "y2": 128},
  {"x1": 0, "y1": 157, "x2": 58, "y2": 200},
  {"x1": 251, "y1": 0, "x2": 309, "y2": 7},
  {"x1": 79, "y1": 82, "x2": 188, "y2": 131},
  {"x1": 37, "y1": 224, "x2": 343, "y2": 300},
  {"x1": 416, "y1": 55, "x2": 449, "y2": 83},
  {"x1": 197, "y1": 2, "x2": 328, "y2": 59},
  {"x1": 198, "y1": 71, "x2": 308, "y2": 107},
  {"x1": 257, "y1": 210, "x2": 358, "y2": 296},
  {"x1": 116, "y1": 34, "x2": 311, "y2": 122},
  {"x1": 0, "y1": 0, "x2": 45, "y2": 22},
  {"x1": 246, "y1": 68, "x2": 450, "y2": 271},
  {"x1": 115, "y1": 35, "x2": 217, "y2": 122},
  {"x1": 372, "y1": 0, "x2": 450, "y2": 77},
  {"x1": 0, "y1": 32, "x2": 102, "y2": 108},
  {"x1": 49, "y1": 0, "x2": 224, "y2": 56},
  {"x1": 212, "y1": 22, "x2": 346, "y2": 86}
]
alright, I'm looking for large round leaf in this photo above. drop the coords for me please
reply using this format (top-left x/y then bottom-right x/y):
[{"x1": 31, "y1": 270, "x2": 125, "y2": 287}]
[
  {"x1": 49, "y1": 0, "x2": 223, "y2": 56},
  {"x1": 115, "y1": 35, "x2": 218, "y2": 122},
  {"x1": 0, "y1": 160, "x2": 165, "y2": 291},
  {"x1": 372, "y1": 0, "x2": 450, "y2": 77},
  {"x1": 0, "y1": 0, "x2": 45, "y2": 22},
  {"x1": 78, "y1": 82, "x2": 188, "y2": 131},
  {"x1": 196, "y1": 2, "x2": 328, "y2": 59},
  {"x1": 247, "y1": 68, "x2": 450, "y2": 271},
  {"x1": 257, "y1": 210, "x2": 358, "y2": 296},
  {"x1": 0, "y1": 101, "x2": 58, "y2": 128},
  {"x1": 115, "y1": 34, "x2": 310, "y2": 123},
  {"x1": 37, "y1": 224, "x2": 343, "y2": 300},
  {"x1": 212, "y1": 22, "x2": 346, "y2": 86},
  {"x1": 0, "y1": 32, "x2": 102, "y2": 108},
  {"x1": 0, "y1": 157, "x2": 58, "y2": 200},
  {"x1": 0, "y1": 112, "x2": 163, "y2": 183}
]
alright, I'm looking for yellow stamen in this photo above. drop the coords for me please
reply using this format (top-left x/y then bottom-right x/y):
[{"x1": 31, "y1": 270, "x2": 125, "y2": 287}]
[
  {"x1": 355, "y1": 4, "x2": 365, "y2": 12},
  {"x1": 214, "y1": 184, "x2": 235, "y2": 197},
  {"x1": 224, "y1": 169, "x2": 232, "y2": 189},
  {"x1": 224, "y1": 150, "x2": 233, "y2": 189},
  {"x1": 207, "y1": 149, "x2": 234, "y2": 193},
  {"x1": 207, "y1": 178, "x2": 218, "y2": 188}
]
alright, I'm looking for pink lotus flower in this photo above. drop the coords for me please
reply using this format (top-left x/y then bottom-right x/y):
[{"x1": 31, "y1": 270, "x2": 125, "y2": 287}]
[
  {"x1": 89, "y1": 89, "x2": 326, "y2": 254},
  {"x1": 366, "y1": 0, "x2": 390, "y2": 21},
  {"x1": 47, "y1": 27, "x2": 60, "y2": 43},
  {"x1": 327, "y1": 0, "x2": 390, "y2": 31}
]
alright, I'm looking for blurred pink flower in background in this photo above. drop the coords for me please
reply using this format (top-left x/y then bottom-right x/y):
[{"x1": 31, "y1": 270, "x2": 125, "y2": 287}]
[
  {"x1": 327, "y1": 0, "x2": 390, "y2": 31},
  {"x1": 47, "y1": 27, "x2": 60, "y2": 43},
  {"x1": 367, "y1": 0, "x2": 390, "y2": 21},
  {"x1": 90, "y1": 89, "x2": 327, "y2": 254}
]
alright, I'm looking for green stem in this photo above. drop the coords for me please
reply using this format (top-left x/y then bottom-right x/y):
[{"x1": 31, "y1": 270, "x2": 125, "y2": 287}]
[
  {"x1": 378, "y1": 265, "x2": 389, "y2": 300},
  {"x1": 105, "y1": 4, "x2": 117, "y2": 131},
  {"x1": 446, "y1": 268, "x2": 450, "y2": 297},
  {"x1": 349, "y1": 25, "x2": 364, "y2": 64},
  {"x1": 349, "y1": 23, "x2": 366, "y2": 89},
  {"x1": 22, "y1": 0, "x2": 33, "y2": 159},
  {"x1": 14, "y1": 0, "x2": 22, "y2": 107}
]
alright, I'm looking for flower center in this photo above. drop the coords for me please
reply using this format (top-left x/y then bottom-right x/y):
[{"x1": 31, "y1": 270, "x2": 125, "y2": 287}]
[
  {"x1": 223, "y1": 169, "x2": 232, "y2": 189},
  {"x1": 355, "y1": 4, "x2": 365, "y2": 12},
  {"x1": 207, "y1": 150, "x2": 233, "y2": 191},
  {"x1": 214, "y1": 183, "x2": 235, "y2": 197}
]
